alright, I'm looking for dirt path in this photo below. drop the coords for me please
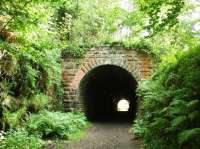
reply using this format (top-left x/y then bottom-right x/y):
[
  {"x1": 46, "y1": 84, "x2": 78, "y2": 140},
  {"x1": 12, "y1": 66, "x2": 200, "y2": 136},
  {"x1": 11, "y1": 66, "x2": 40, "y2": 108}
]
[{"x1": 64, "y1": 122, "x2": 140, "y2": 149}]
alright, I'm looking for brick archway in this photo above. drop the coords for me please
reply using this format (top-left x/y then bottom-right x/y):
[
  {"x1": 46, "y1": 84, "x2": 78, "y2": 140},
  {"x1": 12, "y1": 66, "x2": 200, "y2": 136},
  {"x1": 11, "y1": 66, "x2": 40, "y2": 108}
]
[{"x1": 62, "y1": 46, "x2": 153, "y2": 112}]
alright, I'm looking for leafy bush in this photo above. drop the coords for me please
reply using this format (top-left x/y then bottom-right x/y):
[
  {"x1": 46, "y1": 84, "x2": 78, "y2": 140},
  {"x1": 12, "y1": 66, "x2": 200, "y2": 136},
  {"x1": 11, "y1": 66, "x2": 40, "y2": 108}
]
[
  {"x1": 27, "y1": 94, "x2": 51, "y2": 113},
  {"x1": 131, "y1": 119, "x2": 146, "y2": 138},
  {"x1": 62, "y1": 43, "x2": 86, "y2": 58},
  {"x1": 26, "y1": 110, "x2": 89, "y2": 139},
  {"x1": 0, "y1": 129, "x2": 44, "y2": 149},
  {"x1": 133, "y1": 46, "x2": 200, "y2": 149},
  {"x1": 3, "y1": 107, "x2": 28, "y2": 129},
  {"x1": 0, "y1": 0, "x2": 64, "y2": 104},
  {"x1": 0, "y1": 110, "x2": 89, "y2": 149},
  {"x1": 1, "y1": 93, "x2": 52, "y2": 130}
]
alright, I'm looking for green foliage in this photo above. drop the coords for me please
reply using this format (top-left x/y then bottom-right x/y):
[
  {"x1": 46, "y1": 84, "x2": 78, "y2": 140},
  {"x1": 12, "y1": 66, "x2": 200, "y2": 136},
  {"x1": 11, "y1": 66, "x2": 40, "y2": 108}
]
[
  {"x1": 26, "y1": 110, "x2": 89, "y2": 139},
  {"x1": 3, "y1": 107, "x2": 28, "y2": 129},
  {"x1": 122, "y1": 1, "x2": 199, "y2": 58},
  {"x1": 121, "y1": 39, "x2": 153, "y2": 54},
  {"x1": 0, "y1": 129, "x2": 44, "y2": 149},
  {"x1": 132, "y1": 119, "x2": 146, "y2": 138},
  {"x1": 0, "y1": 93, "x2": 53, "y2": 130},
  {"x1": 0, "y1": 0, "x2": 65, "y2": 97},
  {"x1": 0, "y1": 0, "x2": 66, "y2": 131},
  {"x1": 0, "y1": 110, "x2": 89, "y2": 148},
  {"x1": 62, "y1": 43, "x2": 86, "y2": 58},
  {"x1": 27, "y1": 94, "x2": 51, "y2": 113},
  {"x1": 66, "y1": 0, "x2": 122, "y2": 45},
  {"x1": 178, "y1": 128, "x2": 200, "y2": 148},
  {"x1": 136, "y1": 0, "x2": 185, "y2": 34},
  {"x1": 133, "y1": 46, "x2": 200, "y2": 149},
  {"x1": 1, "y1": 0, "x2": 200, "y2": 148}
]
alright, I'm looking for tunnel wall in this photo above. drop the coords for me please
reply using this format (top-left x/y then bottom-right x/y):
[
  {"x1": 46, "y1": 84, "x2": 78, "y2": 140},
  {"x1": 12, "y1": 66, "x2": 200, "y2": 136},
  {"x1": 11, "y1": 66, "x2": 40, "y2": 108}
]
[{"x1": 62, "y1": 45, "x2": 154, "y2": 112}]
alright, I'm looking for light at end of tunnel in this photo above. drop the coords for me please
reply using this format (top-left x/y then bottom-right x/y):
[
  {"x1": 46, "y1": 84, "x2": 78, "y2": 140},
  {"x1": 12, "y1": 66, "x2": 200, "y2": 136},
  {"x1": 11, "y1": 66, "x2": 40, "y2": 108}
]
[{"x1": 117, "y1": 99, "x2": 129, "y2": 112}]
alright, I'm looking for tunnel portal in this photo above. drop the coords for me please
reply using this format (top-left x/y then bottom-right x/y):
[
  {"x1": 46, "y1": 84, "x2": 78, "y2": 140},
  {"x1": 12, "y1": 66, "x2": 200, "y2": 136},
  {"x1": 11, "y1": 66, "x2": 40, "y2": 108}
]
[{"x1": 79, "y1": 65, "x2": 138, "y2": 121}]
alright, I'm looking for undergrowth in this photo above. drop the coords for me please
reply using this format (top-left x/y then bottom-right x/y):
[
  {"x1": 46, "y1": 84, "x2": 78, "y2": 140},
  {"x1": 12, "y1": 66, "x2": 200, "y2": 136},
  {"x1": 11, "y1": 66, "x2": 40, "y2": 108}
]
[
  {"x1": 0, "y1": 111, "x2": 89, "y2": 149},
  {"x1": 26, "y1": 110, "x2": 90, "y2": 139},
  {"x1": 133, "y1": 45, "x2": 200, "y2": 149}
]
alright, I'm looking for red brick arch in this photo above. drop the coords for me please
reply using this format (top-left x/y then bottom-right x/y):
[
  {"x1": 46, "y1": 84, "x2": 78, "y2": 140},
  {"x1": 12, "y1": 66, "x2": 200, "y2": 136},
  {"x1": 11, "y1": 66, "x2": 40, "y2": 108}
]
[{"x1": 62, "y1": 46, "x2": 153, "y2": 111}]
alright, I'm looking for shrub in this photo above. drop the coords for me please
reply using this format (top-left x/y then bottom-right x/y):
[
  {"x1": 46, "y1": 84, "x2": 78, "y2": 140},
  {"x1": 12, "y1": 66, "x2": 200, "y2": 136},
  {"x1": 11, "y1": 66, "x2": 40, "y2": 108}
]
[
  {"x1": 26, "y1": 110, "x2": 89, "y2": 139},
  {"x1": 27, "y1": 93, "x2": 51, "y2": 113},
  {"x1": 62, "y1": 43, "x2": 86, "y2": 58},
  {"x1": 0, "y1": 129, "x2": 44, "y2": 149},
  {"x1": 133, "y1": 46, "x2": 200, "y2": 149},
  {"x1": 3, "y1": 107, "x2": 28, "y2": 129},
  {"x1": 1, "y1": 93, "x2": 51, "y2": 130}
]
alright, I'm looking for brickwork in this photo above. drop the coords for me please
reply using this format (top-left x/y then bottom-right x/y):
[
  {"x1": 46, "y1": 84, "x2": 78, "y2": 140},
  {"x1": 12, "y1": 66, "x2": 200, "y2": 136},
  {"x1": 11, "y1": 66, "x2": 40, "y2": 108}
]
[{"x1": 62, "y1": 46, "x2": 154, "y2": 111}]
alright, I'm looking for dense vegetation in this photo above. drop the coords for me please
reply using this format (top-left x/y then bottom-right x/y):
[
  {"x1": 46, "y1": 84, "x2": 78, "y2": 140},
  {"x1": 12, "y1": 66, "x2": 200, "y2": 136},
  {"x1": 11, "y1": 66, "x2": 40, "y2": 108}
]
[
  {"x1": 1, "y1": 0, "x2": 200, "y2": 148},
  {"x1": 132, "y1": 0, "x2": 200, "y2": 149},
  {"x1": 133, "y1": 47, "x2": 200, "y2": 149},
  {"x1": 0, "y1": 1, "x2": 90, "y2": 148},
  {"x1": 0, "y1": 111, "x2": 89, "y2": 149}
]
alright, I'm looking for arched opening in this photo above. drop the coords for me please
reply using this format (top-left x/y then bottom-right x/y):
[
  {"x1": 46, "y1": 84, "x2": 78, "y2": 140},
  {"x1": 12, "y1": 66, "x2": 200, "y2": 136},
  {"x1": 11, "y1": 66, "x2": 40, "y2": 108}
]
[
  {"x1": 117, "y1": 99, "x2": 130, "y2": 112},
  {"x1": 79, "y1": 64, "x2": 138, "y2": 122}
]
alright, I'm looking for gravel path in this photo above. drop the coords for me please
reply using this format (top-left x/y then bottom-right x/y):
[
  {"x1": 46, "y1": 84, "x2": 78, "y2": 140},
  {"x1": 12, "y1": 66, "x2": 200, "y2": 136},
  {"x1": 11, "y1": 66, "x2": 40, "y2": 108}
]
[{"x1": 64, "y1": 122, "x2": 140, "y2": 149}]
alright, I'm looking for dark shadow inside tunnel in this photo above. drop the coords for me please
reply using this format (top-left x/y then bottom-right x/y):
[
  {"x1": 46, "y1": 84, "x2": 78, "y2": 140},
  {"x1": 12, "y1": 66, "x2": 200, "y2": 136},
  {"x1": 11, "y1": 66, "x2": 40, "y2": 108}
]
[{"x1": 79, "y1": 65, "x2": 138, "y2": 122}]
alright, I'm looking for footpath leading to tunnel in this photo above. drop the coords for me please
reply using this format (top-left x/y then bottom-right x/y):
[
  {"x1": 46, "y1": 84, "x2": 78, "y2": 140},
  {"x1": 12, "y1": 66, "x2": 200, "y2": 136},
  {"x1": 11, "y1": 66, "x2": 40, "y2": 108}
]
[{"x1": 63, "y1": 122, "x2": 140, "y2": 149}]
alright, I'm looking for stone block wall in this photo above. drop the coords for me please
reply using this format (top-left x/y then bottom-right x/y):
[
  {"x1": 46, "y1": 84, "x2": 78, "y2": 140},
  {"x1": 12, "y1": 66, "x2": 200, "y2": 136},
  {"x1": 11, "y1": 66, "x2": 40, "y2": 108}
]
[{"x1": 62, "y1": 46, "x2": 154, "y2": 112}]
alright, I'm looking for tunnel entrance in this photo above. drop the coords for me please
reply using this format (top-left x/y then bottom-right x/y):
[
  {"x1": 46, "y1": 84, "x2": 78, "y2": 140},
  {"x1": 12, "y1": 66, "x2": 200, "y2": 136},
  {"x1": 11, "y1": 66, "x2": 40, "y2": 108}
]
[{"x1": 79, "y1": 65, "x2": 138, "y2": 122}]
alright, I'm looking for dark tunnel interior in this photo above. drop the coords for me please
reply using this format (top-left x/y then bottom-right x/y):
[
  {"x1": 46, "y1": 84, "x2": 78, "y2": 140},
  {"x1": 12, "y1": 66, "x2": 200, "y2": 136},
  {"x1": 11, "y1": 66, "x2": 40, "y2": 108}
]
[{"x1": 79, "y1": 65, "x2": 138, "y2": 122}]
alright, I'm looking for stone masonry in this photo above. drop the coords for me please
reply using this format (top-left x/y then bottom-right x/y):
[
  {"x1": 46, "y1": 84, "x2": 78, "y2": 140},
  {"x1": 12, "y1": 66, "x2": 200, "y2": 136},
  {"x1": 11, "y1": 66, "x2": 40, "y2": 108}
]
[{"x1": 62, "y1": 45, "x2": 154, "y2": 112}]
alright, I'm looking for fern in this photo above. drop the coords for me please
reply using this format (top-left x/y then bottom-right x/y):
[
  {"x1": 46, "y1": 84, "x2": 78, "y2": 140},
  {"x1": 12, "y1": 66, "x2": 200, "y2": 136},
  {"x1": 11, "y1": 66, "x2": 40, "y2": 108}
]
[
  {"x1": 133, "y1": 46, "x2": 200, "y2": 148},
  {"x1": 187, "y1": 100, "x2": 200, "y2": 111},
  {"x1": 178, "y1": 128, "x2": 200, "y2": 145},
  {"x1": 26, "y1": 110, "x2": 90, "y2": 139},
  {"x1": 188, "y1": 111, "x2": 200, "y2": 121},
  {"x1": 150, "y1": 118, "x2": 169, "y2": 130},
  {"x1": 171, "y1": 116, "x2": 187, "y2": 128}
]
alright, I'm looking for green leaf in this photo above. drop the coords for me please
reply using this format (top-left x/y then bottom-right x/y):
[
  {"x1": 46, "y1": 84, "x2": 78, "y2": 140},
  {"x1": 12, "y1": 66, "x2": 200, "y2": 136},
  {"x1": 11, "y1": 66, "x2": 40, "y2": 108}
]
[
  {"x1": 178, "y1": 128, "x2": 200, "y2": 145},
  {"x1": 171, "y1": 116, "x2": 187, "y2": 128},
  {"x1": 188, "y1": 111, "x2": 200, "y2": 121},
  {"x1": 187, "y1": 100, "x2": 200, "y2": 111}
]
